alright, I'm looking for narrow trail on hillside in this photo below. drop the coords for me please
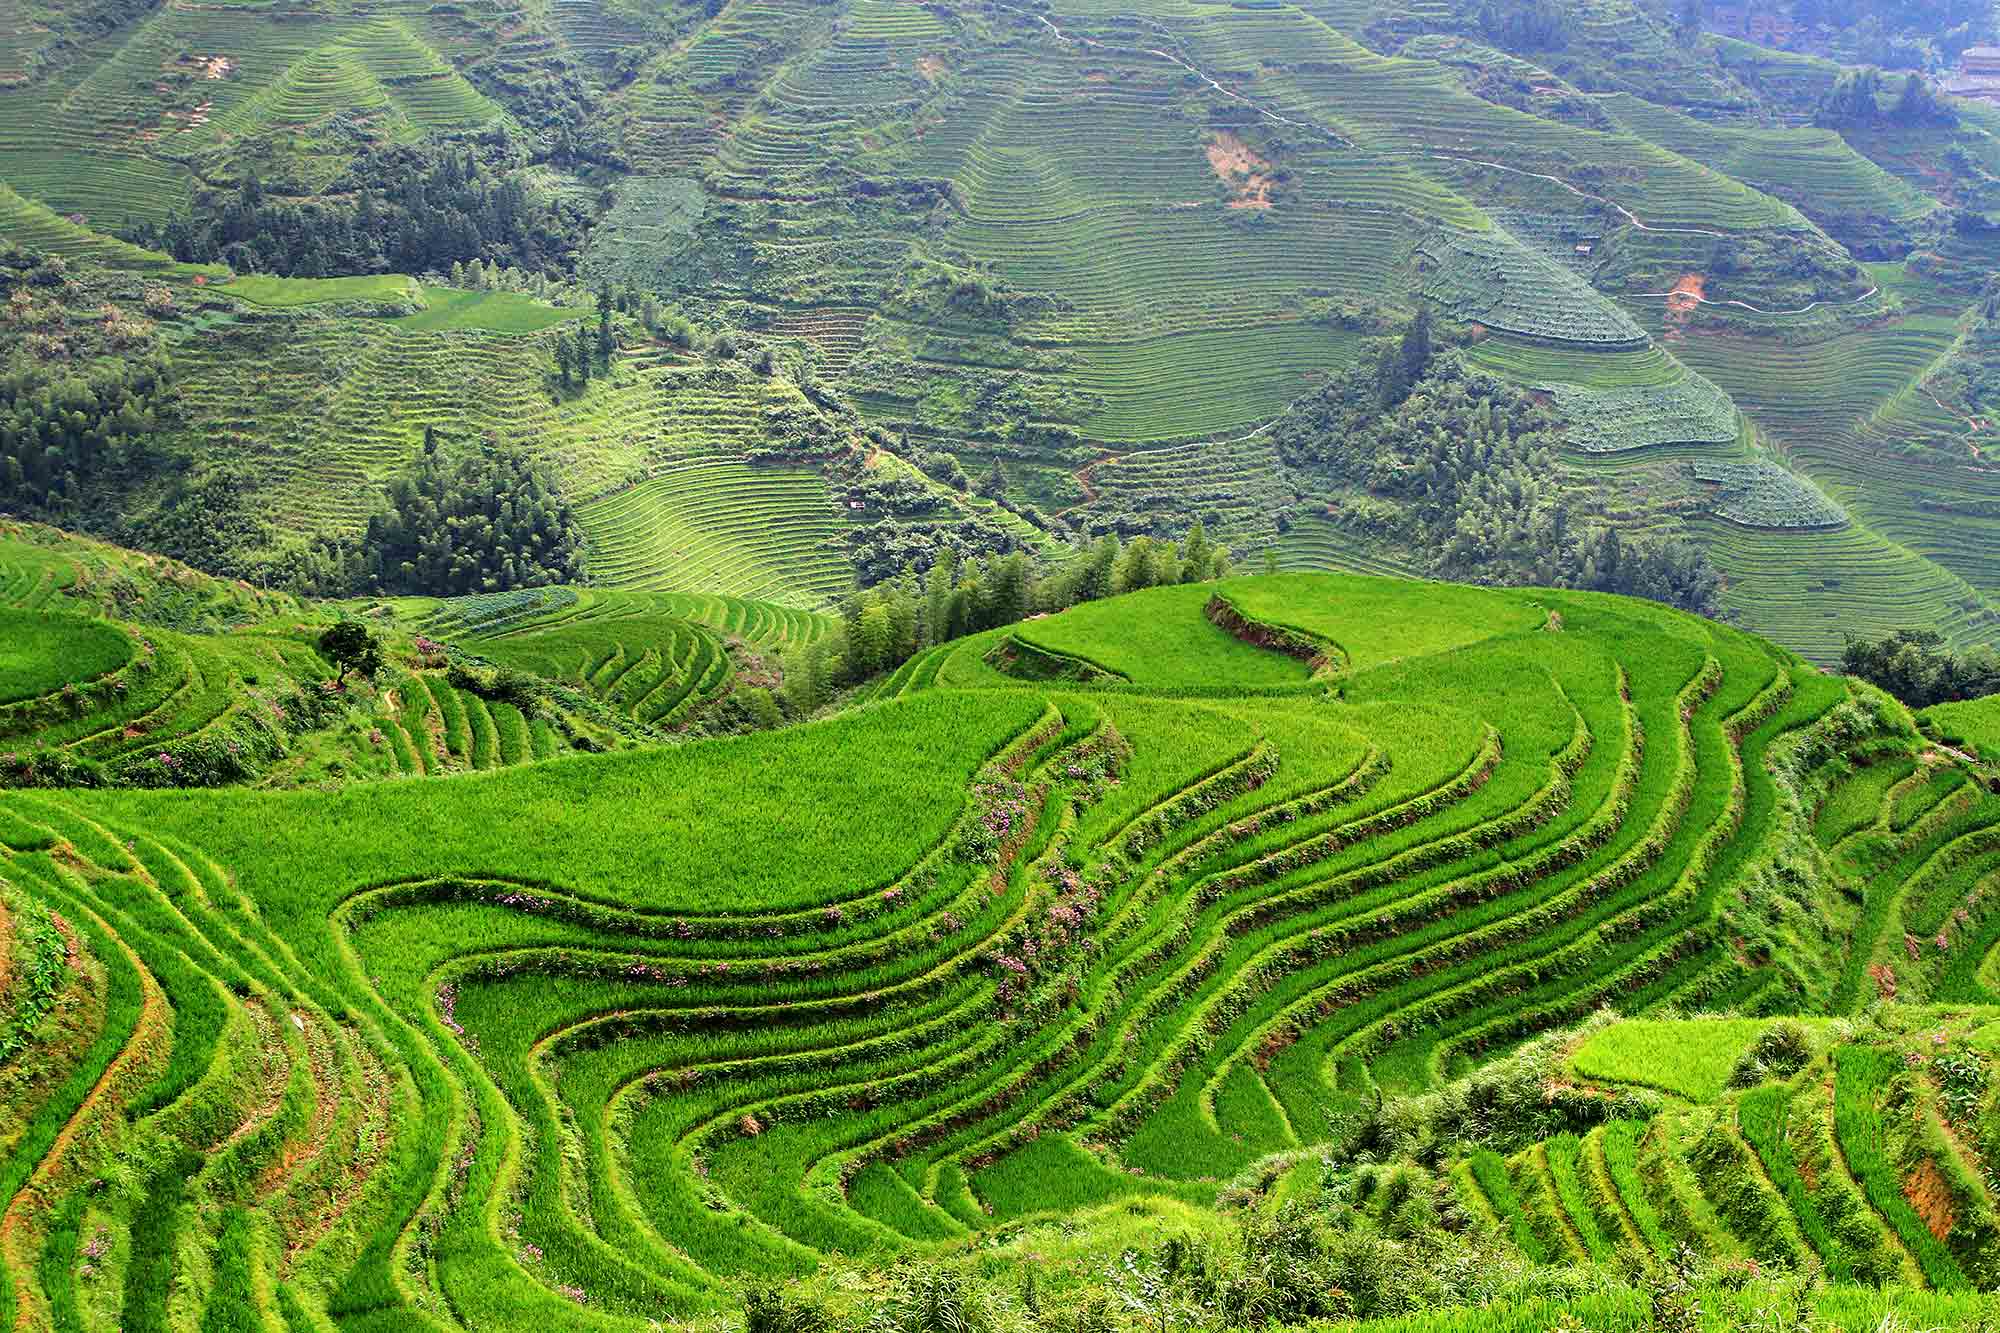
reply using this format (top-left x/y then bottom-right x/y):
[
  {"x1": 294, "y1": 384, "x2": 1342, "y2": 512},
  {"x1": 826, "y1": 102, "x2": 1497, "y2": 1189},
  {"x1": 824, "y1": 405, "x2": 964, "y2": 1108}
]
[
  {"x1": 989, "y1": 1, "x2": 1357, "y2": 148},
  {"x1": 1920, "y1": 379, "x2": 1989, "y2": 436},
  {"x1": 1056, "y1": 451, "x2": 1119, "y2": 519},
  {"x1": 1624, "y1": 283, "x2": 1881, "y2": 316},
  {"x1": 1419, "y1": 153, "x2": 1735, "y2": 238},
  {"x1": 989, "y1": 2, "x2": 1761, "y2": 242}
]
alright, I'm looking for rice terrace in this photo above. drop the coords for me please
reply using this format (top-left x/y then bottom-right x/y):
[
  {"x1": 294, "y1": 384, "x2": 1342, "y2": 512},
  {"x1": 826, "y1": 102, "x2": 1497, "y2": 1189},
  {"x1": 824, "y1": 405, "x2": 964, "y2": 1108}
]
[{"x1": 10, "y1": 0, "x2": 2000, "y2": 1327}]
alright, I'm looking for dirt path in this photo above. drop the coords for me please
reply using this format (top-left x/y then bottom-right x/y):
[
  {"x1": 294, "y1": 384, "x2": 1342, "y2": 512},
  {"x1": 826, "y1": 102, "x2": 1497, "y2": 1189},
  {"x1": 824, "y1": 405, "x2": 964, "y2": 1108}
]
[
  {"x1": 1626, "y1": 282, "x2": 1881, "y2": 317},
  {"x1": 1919, "y1": 380, "x2": 1991, "y2": 445},
  {"x1": 993, "y1": 2, "x2": 1354, "y2": 148},
  {"x1": 0, "y1": 894, "x2": 13, "y2": 1004},
  {"x1": 1057, "y1": 451, "x2": 1119, "y2": 518},
  {"x1": 989, "y1": 1, "x2": 1762, "y2": 240},
  {"x1": 1420, "y1": 153, "x2": 1742, "y2": 239}
]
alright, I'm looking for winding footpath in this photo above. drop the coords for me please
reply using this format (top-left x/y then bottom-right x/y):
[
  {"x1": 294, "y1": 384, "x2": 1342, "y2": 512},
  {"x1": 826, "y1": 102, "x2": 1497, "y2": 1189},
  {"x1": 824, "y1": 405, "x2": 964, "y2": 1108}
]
[{"x1": 1624, "y1": 282, "x2": 1882, "y2": 317}]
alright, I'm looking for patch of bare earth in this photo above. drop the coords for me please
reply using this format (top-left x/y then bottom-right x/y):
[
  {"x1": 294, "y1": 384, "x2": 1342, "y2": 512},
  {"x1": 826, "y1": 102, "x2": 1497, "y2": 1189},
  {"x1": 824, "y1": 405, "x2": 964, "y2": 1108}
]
[
  {"x1": 276, "y1": 1030, "x2": 393, "y2": 1271},
  {"x1": 0, "y1": 894, "x2": 13, "y2": 1002},
  {"x1": 1205, "y1": 131, "x2": 1274, "y2": 210},
  {"x1": 1663, "y1": 272, "x2": 1706, "y2": 341},
  {"x1": 256, "y1": 1009, "x2": 338, "y2": 1206},
  {"x1": 1903, "y1": 1157, "x2": 1955, "y2": 1241},
  {"x1": 916, "y1": 55, "x2": 945, "y2": 82},
  {"x1": 4, "y1": 917, "x2": 169, "y2": 1333}
]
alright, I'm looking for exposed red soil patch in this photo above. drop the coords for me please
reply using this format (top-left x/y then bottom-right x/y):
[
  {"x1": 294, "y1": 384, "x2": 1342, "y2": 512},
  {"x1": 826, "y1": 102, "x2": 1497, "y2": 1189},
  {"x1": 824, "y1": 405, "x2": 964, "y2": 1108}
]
[
  {"x1": 4, "y1": 916, "x2": 170, "y2": 1332},
  {"x1": 1662, "y1": 272, "x2": 1706, "y2": 341},
  {"x1": 278, "y1": 1032, "x2": 391, "y2": 1270},
  {"x1": 1205, "y1": 131, "x2": 1274, "y2": 210},
  {"x1": 1904, "y1": 1157, "x2": 1956, "y2": 1241},
  {"x1": 0, "y1": 895, "x2": 13, "y2": 1001}
]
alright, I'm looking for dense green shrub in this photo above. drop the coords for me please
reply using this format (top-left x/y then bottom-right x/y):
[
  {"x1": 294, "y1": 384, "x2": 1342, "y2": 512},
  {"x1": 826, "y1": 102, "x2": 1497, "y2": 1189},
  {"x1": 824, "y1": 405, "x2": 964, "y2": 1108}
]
[
  {"x1": 1845, "y1": 627, "x2": 2000, "y2": 708},
  {"x1": 1271, "y1": 343, "x2": 1722, "y2": 615},
  {"x1": 0, "y1": 261, "x2": 173, "y2": 521},
  {"x1": 136, "y1": 132, "x2": 592, "y2": 279},
  {"x1": 1728, "y1": 1019, "x2": 1817, "y2": 1088},
  {"x1": 289, "y1": 432, "x2": 583, "y2": 596}
]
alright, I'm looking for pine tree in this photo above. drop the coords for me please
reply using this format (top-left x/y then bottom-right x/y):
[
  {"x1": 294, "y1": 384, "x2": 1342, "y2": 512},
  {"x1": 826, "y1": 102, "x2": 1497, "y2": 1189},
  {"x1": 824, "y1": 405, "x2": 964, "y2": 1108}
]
[
  {"x1": 1115, "y1": 537, "x2": 1156, "y2": 594},
  {"x1": 1401, "y1": 306, "x2": 1433, "y2": 385},
  {"x1": 978, "y1": 457, "x2": 1008, "y2": 500},
  {"x1": 1180, "y1": 518, "x2": 1212, "y2": 583},
  {"x1": 989, "y1": 553, "x2": 1031, "y2": 627},
  {"x1": 925, "y1": 548, "x2": 957, "y2": 646}
]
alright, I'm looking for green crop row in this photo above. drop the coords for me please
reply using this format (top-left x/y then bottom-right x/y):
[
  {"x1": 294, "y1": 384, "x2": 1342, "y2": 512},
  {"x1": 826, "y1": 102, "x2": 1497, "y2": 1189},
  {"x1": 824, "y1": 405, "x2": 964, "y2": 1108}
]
[{"x1": 4, "y1": 570, "x2": 1944, "y2": 1330}]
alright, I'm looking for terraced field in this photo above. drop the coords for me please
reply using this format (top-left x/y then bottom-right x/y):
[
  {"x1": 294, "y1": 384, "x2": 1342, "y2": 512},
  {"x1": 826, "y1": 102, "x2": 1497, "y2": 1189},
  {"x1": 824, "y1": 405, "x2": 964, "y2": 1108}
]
[
  {"x1": 1, "y1": 0, "x2": 1990, "y2": 664},
  {"x1": 1598, "y1": 93, "x2": 1936, "y2": 248},
  {"x1": 164, "y1": 296, "x2": 844, "y2": 557},
  {"x1": 0, "y1": 183, "x2": 211, "y2": 275},
  {"x1": 1925, "y1": 696, "x2": 2000, "y2": 764},
  {"x1": 607, "y1": 0, "x2": 1852, "y2": 462},
  {"x1": 0, "y1": 523, "x2": 823, "y2": 789},
  {"x1": 12, "y1": 547, "x2": 2000, "y2": 1332},
  {"x1": 1073, "y1": 432, "x2": 1294, "y2": 555},
  {"x1": 0, "y1": 2, "x2": 501, "y2": 228},
  {"x1": 1476, "y1": 1000, "x2": 2000, "y2": 1293},
  {"x1": 576, "y1": 458, "x2": 853, "y2": 608},
  {"x1": 0, "y1": 524, "x2": 355, "y2": 786},
  {"x1": 22, "y1": 565, "x2": 1990, "y2": 1325},
  {"x1": 1669, "y1": 317, "x2": 2000, "y2": 653}
]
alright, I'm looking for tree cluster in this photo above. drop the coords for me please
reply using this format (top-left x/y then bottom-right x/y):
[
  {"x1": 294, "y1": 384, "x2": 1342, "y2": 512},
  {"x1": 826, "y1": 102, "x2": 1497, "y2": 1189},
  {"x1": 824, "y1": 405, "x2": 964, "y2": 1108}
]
[
  {"x1": 0, "y1": 261, "x2": 172, "y2": 521},
  {"x1": 1274, "y1": 340, "x2": 1723, "y2": 617},
  {"x1": 134, "y1": 136, "x2": 592, "y2": 279},
  {"x1": 289, "y1": 430, "x2": 584, "y2": 596},
  {"x1": 915, "y1": 447, "x2": 970, "y2": 491},
  {"x1": 1373, "y1": 307, "x2": 1433, "y2": 411},
  {"x1": 781, "y1": 524, "x2": 1229, "y2": 711},
  {"x1": 1790, "y1": 0, "x2": 1992, "y2": 62},
  {"x1": 1474, "y1": 0, "x2": 1571, "y2": 50},
  {"x1": 1842, "y1": 627, "x2": 2000, "y2": 708},
  {"x1": 554, "y1": 290, "x2": 617, "y2": 387},
  {"x1": 1815, "y1": 70, "x2": 1956, "y2": 129}
]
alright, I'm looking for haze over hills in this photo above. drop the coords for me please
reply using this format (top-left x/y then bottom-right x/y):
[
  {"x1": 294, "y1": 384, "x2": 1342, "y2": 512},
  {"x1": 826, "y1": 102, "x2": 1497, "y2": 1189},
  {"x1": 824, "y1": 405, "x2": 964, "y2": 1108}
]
[
  {"x1": 0, "y1": 0, "x2": 1998, "y2": 660},
  {"x1": 15, "y1": 0, "x2": 2000, "y2": 1329}
]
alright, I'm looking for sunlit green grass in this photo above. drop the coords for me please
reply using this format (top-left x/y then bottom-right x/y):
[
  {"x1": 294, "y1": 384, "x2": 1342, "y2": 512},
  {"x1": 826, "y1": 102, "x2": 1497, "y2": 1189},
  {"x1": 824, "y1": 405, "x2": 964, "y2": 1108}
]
[
  {"x1": 1571, "y1": 1018, "x2": 1835, "y2": 1103},
  {"x1": 0, "y1": 608, "x2": 131, "y2": 704}
]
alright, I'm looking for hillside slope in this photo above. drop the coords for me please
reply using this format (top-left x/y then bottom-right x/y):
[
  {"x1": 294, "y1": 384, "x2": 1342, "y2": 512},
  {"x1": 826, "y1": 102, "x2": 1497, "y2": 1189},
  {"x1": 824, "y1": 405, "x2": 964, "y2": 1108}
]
[
  {"x1": 7, "y1": 570, "x2": 2000, "y2": 1327},
  {"x1": 0, "y1": 0, "x2": 1996, "y2": 658}
]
